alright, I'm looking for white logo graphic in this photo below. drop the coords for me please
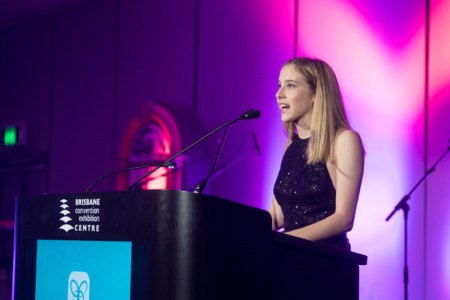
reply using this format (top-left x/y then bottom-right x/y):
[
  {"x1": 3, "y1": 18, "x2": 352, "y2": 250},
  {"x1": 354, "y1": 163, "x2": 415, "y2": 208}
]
[
  {"x1": 59, "y1": 224, "x2": 74, "y2": 232},
  {"x1": 60, "y1": 216, "x2": 72, "y2": 223},
  {"x1": 59, "y1": 199, "x2": 74, "y2": 232},
  {"x1": 68, "y1": 271, "x2": 90, "y2": 300}
]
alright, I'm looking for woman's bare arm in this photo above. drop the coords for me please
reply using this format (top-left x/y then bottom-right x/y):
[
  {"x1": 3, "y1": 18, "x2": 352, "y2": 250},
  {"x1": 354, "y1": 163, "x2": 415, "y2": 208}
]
[{"x1": 269, "y1": 196, "x2": 284, "y2": 230}]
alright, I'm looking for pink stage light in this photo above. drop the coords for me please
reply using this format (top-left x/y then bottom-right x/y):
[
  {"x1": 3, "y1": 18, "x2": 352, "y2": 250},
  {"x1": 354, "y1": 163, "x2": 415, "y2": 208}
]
[
  {"x1": 428, "y1": 0, "x2": 450, "y2": 298},
  {"x1": 430, "y1": 0, "x2": 450, "y2": 97}
]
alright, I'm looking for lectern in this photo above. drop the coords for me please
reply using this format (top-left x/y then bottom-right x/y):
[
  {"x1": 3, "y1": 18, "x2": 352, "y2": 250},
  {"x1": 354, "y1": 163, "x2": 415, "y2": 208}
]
[{"x1": 13, "y1": 190, "x2": 366, "y2": 299}]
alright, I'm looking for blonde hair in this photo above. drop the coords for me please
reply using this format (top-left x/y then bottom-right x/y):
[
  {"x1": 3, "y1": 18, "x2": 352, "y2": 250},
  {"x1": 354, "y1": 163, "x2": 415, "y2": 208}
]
[{"x1": 282, "y1": 57, "x2": 351, "y2": 164}]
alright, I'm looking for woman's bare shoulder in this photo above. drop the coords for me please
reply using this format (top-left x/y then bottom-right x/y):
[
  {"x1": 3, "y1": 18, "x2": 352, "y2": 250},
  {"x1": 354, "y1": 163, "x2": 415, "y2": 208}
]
[
  {"x1": 335, "y1": 129, "x2": 362, "y2": 146},
  {"x1": 335, "y1": 129, "x2": 364, "y2": 159}
]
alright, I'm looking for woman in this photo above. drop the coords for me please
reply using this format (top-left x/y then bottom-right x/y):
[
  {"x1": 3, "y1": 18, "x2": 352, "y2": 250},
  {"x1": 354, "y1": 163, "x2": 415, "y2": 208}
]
[{"x1": 269, "y1": 57, "x2": 364, "y2": 250}]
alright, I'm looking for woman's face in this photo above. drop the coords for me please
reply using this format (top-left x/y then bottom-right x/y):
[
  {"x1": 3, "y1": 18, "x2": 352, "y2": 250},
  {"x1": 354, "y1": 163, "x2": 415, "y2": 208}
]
[{"x1": 276, "y1": 64, "x2": 315, "y2": 125}]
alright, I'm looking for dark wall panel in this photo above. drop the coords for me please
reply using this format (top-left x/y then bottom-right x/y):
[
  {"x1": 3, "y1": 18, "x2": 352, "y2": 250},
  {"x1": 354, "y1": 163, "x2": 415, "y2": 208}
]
[
  {"x1": 0, "y1": 18, "x2": 53, "y2": 218},
  {"x1": 50, "y1": 0, "x2": 117, "y2": 193},
  {"x1": 115, "y1": 0, "x2": 197, "y2": 153},
  {"x1": 114, "y1": 0, "x2": 202, "y2": 190},
  {"x1": 0, "y1": 18, "x2": 52, "y2": 153}
]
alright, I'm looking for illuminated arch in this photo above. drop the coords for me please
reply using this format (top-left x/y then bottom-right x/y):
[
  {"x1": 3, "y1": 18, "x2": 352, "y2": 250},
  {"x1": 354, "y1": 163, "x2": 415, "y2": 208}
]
[{"x1": 117, "y1": 102, "x2": 183, "y2": 190}]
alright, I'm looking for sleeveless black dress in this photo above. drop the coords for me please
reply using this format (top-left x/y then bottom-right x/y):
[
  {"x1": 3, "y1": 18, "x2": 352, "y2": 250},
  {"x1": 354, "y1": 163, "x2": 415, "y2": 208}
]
[{"x1": 273, "y1": 135, "x2": 350, "y2": 250}]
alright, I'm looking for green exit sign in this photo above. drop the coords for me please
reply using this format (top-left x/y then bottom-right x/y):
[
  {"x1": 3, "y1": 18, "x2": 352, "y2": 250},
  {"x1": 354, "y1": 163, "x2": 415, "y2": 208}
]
[{"x1": 1, "y1": 123, "x2": 27, "y2": 147}]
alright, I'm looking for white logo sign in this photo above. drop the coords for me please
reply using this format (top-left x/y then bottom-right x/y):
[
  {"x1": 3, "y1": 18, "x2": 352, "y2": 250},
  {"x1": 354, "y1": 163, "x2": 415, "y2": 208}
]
[
  {"x1": 68, "y1": 271, "x2": 89, "y2": 300},
  {"x1": 58, "y1": 198, "x2": 102, "y2": 233}
]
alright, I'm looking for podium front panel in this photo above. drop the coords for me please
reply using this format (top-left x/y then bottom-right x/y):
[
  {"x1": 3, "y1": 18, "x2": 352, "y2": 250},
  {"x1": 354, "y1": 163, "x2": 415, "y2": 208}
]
[{"x1": 13, "y1": 190, "x2": 273, "y2": 300}]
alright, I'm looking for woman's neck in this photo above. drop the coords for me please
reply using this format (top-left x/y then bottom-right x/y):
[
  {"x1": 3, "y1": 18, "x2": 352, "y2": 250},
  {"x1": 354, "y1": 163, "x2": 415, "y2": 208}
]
[{"x1": 294, "y1": 120, "x2": 311, "y2": 139}]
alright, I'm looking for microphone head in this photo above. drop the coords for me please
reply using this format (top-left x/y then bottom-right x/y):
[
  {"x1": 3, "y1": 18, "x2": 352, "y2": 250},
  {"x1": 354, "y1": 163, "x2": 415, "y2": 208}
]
[
  {"x1": 161, "y1": 161, "x2": 177, "y2": 168},
  {"x1": 240, "y1": 109, "x2": 261, "y2": 120}
]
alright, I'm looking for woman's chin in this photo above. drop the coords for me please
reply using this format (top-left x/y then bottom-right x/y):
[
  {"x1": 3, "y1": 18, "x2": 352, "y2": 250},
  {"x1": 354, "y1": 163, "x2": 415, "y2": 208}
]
[{"x1": 281, "y1": 115, "x2": 296, "y2": 123}]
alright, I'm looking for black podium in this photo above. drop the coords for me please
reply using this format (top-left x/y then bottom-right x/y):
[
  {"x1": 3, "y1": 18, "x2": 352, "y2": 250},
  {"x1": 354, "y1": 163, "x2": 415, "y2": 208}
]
[{"x1": 13, "y1": 190, "x2": 366, "y2": 299}]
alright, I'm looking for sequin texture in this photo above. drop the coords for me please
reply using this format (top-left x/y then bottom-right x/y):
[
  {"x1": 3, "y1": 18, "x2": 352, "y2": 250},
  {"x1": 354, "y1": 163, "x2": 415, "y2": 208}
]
[{"x1": 274, "y1": 136, "x2": 336, "y2": 232}]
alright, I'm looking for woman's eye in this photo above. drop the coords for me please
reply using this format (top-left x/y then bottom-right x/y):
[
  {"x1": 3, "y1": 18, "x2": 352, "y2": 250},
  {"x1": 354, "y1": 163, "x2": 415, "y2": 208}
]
[{"x1": 287, "y1": 83, "x2": 295, "y2": 88}]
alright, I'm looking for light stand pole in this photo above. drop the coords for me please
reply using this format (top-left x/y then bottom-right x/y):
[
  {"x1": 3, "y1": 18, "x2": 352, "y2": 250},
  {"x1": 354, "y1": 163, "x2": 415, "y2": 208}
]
[{"x1": 386, "y1": 140, "x2": 450, "y2": 300}]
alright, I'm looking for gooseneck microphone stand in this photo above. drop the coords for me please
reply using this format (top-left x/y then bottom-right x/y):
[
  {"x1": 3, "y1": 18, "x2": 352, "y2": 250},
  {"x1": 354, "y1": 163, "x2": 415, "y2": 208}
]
[{"x1": 386, "y1": 139, "x2": 450, "y2": 300}]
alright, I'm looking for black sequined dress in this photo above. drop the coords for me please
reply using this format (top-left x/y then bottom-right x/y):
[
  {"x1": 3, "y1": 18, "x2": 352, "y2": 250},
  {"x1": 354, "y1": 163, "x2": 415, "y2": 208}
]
[{"x1": 273, "y1": 135, "x2": 350, "y2": 250}]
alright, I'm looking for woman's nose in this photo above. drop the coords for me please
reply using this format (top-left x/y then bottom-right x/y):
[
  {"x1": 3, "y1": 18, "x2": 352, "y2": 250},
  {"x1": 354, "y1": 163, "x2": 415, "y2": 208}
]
[{"x1": 276, "y1": 87, "x2": 284, "y2": 99}]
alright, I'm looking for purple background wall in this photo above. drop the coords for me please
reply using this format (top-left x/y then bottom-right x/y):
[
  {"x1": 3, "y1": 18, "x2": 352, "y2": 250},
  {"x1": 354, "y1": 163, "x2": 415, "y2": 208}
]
[{"x1": 0, "y1": 0, "x2": 449, "y2": 299}]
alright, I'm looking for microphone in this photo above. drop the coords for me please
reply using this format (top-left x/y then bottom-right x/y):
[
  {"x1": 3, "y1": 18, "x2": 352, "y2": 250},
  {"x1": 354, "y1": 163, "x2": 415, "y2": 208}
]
[
  {"x1": 128, "y1": 109, "x2": 261, "y2": 191},
  {"x1": 240, "y1": 109, "x2": 261, "y2": 120},
  {"x1": 86, "y1": 161, "x2": 177, "y2": 192}
]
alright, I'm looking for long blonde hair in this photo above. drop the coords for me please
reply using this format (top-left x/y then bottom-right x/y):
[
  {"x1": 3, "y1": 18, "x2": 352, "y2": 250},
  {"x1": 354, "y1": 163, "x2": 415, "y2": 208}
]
[{"x1": 283, "y1": 57, "x2": 351, "y2": 164}]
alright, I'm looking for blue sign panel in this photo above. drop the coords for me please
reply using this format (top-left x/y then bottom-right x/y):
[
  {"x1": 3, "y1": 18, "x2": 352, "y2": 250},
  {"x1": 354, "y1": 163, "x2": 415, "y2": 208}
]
[{"x1": 35, "y1": 240, "x2": 132, "y2": 300}]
